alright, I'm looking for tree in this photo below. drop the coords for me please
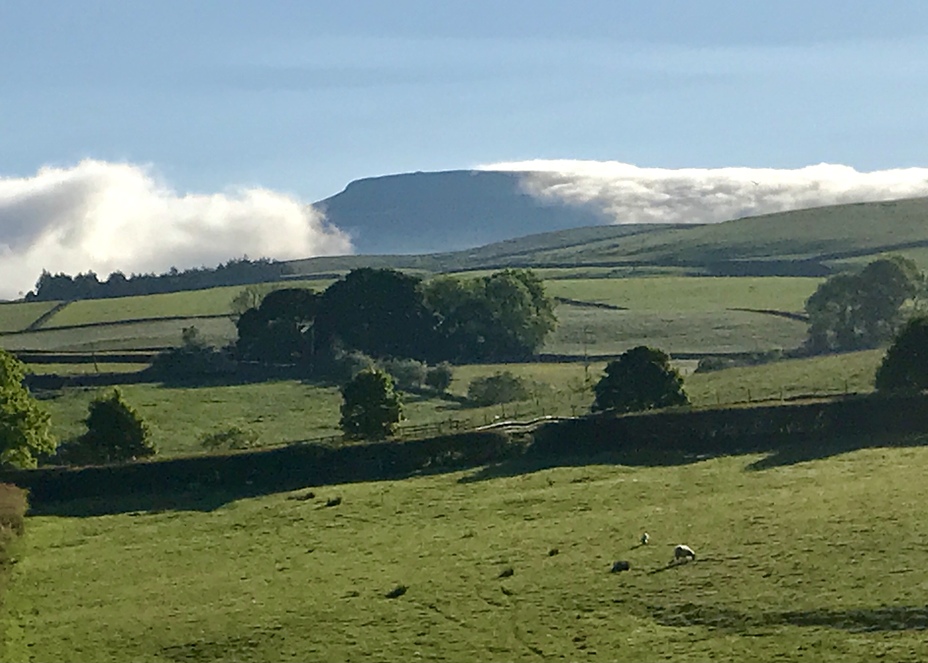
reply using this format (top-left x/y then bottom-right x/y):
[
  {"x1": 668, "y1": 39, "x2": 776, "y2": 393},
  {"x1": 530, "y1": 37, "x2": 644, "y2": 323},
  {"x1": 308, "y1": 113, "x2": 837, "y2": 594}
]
[
  {"x1": 424, "y1": 269, "x2": 557, "y2": 362},
  {"x1": 425, "y1": 362, "x2": 454, "y2": 393},
  {"x1": 805, "y1": 256, "x2": 923, "y2": 353},
  {"x1": 592, "y1": 346, "x2": 689, "y2": 413},
  {"x1": 0, "y1": 350, "x2": 56, "y2": 468},
  {"x1": 317, "y1": 268, "x2": 437, "y2": 361},
  {"x1": 875, "y1": 315, "x2": 928, "y2": 393},
  {"x1": 61, "y1": 389, "x2": 155, "y2": 465},
  {"x1": 235, "y1": 287, "x2": 320, "y2": 364},
  {"x1": 339, "y1": 369, "x2": 403, "y2": 440}
]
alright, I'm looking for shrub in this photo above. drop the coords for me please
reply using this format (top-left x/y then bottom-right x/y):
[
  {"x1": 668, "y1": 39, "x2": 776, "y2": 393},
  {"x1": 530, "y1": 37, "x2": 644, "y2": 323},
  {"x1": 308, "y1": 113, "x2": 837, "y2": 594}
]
[
  {"x1": 875, "y1": 315, "x2": 928, "y2": 393},
  {"x1": 425, "y1": 362, "x2": 454, "y2": 393},
  {"x1": 56, "y1": 389, "x2": 155, "y2": 465},
  {"x1": 467, "y1": 371, "x2": 530, "y2": 407},
  {"x1": 317, "y1": 348, "x2": 376, "y2": 384},
  {"x1": 378, "y1": 358, "x2": 428, "y2": 391},
  {"x1": 592, "y1": 346, "x2": 689, "y2": 413},
  {"x1": 0, "y1": 349, "x2": 57, "y2": 468},
  {"x1": 199, "y1": 426, "x2": 261, "y2": 452},
  {"x1": 340, "y1": 369, "x2": 403, "y2": 440}
]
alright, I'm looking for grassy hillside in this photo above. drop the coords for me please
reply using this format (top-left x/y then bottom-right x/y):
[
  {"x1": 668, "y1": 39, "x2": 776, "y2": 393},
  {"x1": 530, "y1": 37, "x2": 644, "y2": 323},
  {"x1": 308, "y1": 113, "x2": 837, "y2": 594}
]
[
  {"x1": 283, "y1": 196, "x2": 928, "y2": 277},
  {"x1": 32, "y1": 349, "x2": 883, "y2": 460},
  {"x1": 8, "y1": 444, "x2": 928, "y2": 661}
]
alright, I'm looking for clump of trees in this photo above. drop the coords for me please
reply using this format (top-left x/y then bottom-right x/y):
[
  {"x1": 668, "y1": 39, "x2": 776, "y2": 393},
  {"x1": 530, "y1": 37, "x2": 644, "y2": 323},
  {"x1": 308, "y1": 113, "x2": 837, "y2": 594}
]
[
  {"x1": 234, "y1": 267, "x2": 557, "y2": 370},
  {"x1": 0, "y1": 349, "x2": 56, "y2": 468},
  {"x1": 27, "y1": 257, "x2": 284, "y2": 301},
  {"x1": 147, "y1": 326, "x2": 236, "y2": 384},
  {"x1": 875, "y1": 316, "x2": 928, "y2": 393},
  {"x1": 804, "y1": 256, "x2": 924, "y2": 354},
  {"x1": 592, "y1": 346, "x2": 689, "y2": 414},
  {"x1": 339, "y1": 369, "x2": 403, "y2": 440},
  {"x1": 55, "y1": 389, "x2": 155, "y2": 465}
]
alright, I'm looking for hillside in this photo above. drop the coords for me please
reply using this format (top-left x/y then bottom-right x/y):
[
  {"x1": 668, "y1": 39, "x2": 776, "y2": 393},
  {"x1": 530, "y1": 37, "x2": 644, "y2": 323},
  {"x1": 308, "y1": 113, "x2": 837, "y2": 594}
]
[
  {"x1": 288, "y1": 196, "x2": 928, "y2": 278},
  {"x1": 313, "y1": 170, "x2": 614, "y2": 254}
]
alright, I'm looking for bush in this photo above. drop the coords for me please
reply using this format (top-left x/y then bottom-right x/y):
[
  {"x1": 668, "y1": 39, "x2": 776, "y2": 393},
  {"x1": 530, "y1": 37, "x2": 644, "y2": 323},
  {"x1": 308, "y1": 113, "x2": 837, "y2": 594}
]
[
  {"x1": 592, "y1": 346, "x2": 689, "y2": 413},
  {"x1": 378, "y1": 358, "x2": 428, "y2": 391},
  {"x1": 425, "y1": 362, "x2": 454, "y2": 393},
  {"x1": 317, "y1": 348, "x2": 375, "y2": 384},
  {"x1": 340, "y1": 369, "x2": 403, "y2": 440},
  {"x1": 0, "y1": 349, "x2": 56, "y2": 468},
  {"x1": 55, "y1": 389, "x2": 155, "y2": 465},
  {"x1": 875, "y1": 315, "x2": 928, "y2": 393},
  {"x1": 199, "y1": 426, "x2": 261, "y2": 452},
  {"x1": 467, "y1": 371, "x2": 530, "y2": 407}
]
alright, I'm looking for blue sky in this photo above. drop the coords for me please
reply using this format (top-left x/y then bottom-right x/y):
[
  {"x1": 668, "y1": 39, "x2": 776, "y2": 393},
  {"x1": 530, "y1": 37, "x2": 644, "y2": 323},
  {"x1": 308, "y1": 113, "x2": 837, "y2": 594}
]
[
  {"x1": 4, "y1": 0, "x2": 928, "y2": 200},
  {"x1": 2, "y1": 1, "x2": 928, "y2": 298}
]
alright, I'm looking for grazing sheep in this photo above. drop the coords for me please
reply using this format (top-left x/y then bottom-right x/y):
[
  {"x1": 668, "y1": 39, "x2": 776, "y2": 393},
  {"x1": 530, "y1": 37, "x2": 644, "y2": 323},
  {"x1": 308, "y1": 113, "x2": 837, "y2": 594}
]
[
  {"x1": 673, "y1": 544, "x2": 696, "y2": 563},
  {"x1": 640, "y1": 532, "x2": 649, "y2": 545},
  {"x1": 611, "y1": 560, "x2": 631, "y2": 573}
]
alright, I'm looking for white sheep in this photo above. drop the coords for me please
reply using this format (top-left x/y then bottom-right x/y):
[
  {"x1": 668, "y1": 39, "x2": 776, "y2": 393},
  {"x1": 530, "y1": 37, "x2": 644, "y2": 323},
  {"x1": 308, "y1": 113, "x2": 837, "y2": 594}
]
[
  {"x1": 640, "y1": 532, "x2": 649, "y2": 545},
  {"x1": 673, "y1": 544, "x2": 696, "y2": 563}
]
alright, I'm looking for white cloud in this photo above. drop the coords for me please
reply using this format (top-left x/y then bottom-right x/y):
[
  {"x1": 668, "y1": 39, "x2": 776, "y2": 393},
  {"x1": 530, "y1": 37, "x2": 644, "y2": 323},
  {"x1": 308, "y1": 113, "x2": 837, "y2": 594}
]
[
  {"x1": 479, "y1": 159, "x2": 928, "y2": 225},
  {"x1": 0, "y1": 160, "x2": 353, "y2": 300}
]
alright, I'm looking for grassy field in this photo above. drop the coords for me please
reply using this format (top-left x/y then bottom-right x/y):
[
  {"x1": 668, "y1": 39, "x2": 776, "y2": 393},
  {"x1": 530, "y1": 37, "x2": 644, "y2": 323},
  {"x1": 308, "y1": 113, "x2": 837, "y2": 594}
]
[
  {"x1": 0, "y1": 301, "x2": 58, "y2": 333},
  {"x1": 545, "y1": 276, "x2": 820, "y2": 312},
  {"x1": 7, "y1": 443, "x2": 928, "y2": 661},
  {"x1": 30, "y1": 348, "x2": 884, "y2": 460}
]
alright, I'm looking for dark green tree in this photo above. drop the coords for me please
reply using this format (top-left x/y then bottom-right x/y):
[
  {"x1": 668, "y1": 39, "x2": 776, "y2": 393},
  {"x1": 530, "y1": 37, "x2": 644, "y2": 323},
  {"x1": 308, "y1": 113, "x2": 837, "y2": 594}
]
[
  {"x1": 235, "y1": 287, "x2": 320, "y2": 363},
  {"x1": 592, "y1": 346, "x2": 689, "y2": 413},
  {"x1": 0, "y1": 350, "x2": 56, "y2": 468},
  {"x1": 875, "y1": 315, "x2": 928, "y2": 392},
  {"x1": 317, "y1": 268, "x2": 437, "y2": 361},
  {"x1": 424, "y1": 269, "x2": 557, "y2": 362},
  {"x1": 62, "y1": 389, "x2": 155, "y2": 464},
  {"x1": 805, "y1": 256, "x2": 923, "y2": 353},
  {"x1": 339, "y1": 369, "x2": 403, "y2": 440}
]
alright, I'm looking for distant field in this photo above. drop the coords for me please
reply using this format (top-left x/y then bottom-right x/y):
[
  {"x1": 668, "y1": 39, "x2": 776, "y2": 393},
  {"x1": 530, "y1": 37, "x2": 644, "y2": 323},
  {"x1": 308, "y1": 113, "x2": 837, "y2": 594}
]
[
  {"x1": 0, "y1": 301, "x2": 58, "y2": 333},
  {"x1": 546, "y1": 307, "x2": 809, "y2": 356},
  {"x1": 544, "y1": 276, "x2": 820, "y2": 312},
  {"x1": 10, "y1": 445, "x2": 928, "y2": 661},
  {"x1": 42, "y1": 279, "x2": 333, "y2": 329},
  {"x1": 1, "y1": 317, "x2": 237, "y2": 353}
]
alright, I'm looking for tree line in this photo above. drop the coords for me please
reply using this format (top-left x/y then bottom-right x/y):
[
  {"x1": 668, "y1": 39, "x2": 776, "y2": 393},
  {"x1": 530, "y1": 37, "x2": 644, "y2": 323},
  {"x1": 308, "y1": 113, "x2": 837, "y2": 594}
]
[{"x1": 25, "y1": 257, "x2": 285, "y2": 301}]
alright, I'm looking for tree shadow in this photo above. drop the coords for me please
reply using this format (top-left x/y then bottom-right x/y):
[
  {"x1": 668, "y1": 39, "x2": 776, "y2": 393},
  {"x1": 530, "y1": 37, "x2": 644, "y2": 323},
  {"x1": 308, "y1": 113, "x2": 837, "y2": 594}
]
[{"x1": 744, "y1": 433, "x2": 928, "y2": 471}]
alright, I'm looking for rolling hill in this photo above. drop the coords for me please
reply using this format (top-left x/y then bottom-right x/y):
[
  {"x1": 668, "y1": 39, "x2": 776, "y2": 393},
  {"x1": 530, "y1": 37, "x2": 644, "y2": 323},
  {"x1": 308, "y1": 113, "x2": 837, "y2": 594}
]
[{"x1": 291, "y1": 195, "x2": 928, "y2": 277}]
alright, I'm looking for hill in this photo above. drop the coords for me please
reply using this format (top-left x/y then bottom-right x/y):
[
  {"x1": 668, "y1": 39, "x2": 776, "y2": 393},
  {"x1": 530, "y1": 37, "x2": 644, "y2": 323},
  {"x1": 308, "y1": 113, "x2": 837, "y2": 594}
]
[
  {"x1": 312, "y1": 170, "x2": 616, "y2": 254},
  {"x1": 8, "y1": 443, "x2": 928, "y2": 661},
  {"x1": 289, "y1": 196, "x2": 928, "y2": 277}
]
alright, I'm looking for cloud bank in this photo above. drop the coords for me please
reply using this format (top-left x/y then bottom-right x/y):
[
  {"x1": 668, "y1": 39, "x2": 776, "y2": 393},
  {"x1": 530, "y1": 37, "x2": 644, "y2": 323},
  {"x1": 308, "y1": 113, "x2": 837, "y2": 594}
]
[
  {"x1": 480, "y1": 160, "x2": 928, "y2": 225},
  {"x1": 0, "y1": 160, "x2": 352, "y2": 300}
]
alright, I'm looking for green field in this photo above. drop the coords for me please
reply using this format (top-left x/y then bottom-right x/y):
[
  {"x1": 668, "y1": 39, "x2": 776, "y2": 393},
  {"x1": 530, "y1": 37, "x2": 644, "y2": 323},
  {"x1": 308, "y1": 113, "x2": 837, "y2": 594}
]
[
  {"x1": 30, "y1": 348, "x2": 884, "y2": 460},
  {"x1": 0, "y1": 301, "x2": 58, "y2": 333},
  {"x1": 8, "y1": 444, "x2": 928, "y2": 661}
]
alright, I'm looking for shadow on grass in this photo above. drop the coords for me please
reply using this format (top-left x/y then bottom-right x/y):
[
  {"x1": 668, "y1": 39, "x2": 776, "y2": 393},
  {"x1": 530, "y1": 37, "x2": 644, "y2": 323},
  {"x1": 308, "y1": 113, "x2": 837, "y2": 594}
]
[
  {"x1": 744, "y1": 433, "x2": 928, "y2": 471},
  {"x1": 649, "y1": 601, "x2": 928, "y2": 632},
  {"x1": 458, "y1": 448, "x2": 727, "y2": 484}
]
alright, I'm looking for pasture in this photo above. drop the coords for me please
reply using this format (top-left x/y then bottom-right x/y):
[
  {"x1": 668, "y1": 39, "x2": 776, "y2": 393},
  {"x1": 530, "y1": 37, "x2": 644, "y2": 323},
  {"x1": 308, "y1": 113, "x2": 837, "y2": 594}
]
[
  {"x1": 32, "y1": 348, "x2": 884, "y2": 460},
  {"x1": 7, "y1": 445, "x2": 928, "y2": 661}
]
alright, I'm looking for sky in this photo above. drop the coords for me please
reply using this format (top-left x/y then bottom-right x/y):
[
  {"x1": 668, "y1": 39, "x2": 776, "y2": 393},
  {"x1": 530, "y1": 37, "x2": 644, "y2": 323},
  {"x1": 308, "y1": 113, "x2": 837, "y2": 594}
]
[{"x1": 3, "y1": 1, "x2": 928, "y2": 298}]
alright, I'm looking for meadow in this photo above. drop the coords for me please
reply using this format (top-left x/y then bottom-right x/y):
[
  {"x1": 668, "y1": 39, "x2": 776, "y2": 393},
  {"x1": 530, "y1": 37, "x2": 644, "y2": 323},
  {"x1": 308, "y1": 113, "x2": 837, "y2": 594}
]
[
  {"x1": 7, "y1": 444, "x2": 928, "y2": 662},
  {"x1": 32, "y1": 348, "x2": 884, "y2": 460}
]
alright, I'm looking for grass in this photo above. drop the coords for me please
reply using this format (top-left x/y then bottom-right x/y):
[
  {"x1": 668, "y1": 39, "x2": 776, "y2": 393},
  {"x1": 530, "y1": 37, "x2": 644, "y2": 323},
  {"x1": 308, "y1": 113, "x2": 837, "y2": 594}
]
[
  {"x1": 0, "y1": 301, "x2": 58, "y2": 333},
  {"x1": 544, "y1": 276, "x2": 820, "y2": 312},
  {"x1": 30, "y1": 349, "x2": 885, "y2": 460},
  {"x1": 685, "y1": 350, "x2": 885, "y2": 405},
  {"x1": 8, "y1": 445, "x2": 928, "y2": 661},
  {"x1": 546, "y1": 307, "x2": 809, "y2": 356}
]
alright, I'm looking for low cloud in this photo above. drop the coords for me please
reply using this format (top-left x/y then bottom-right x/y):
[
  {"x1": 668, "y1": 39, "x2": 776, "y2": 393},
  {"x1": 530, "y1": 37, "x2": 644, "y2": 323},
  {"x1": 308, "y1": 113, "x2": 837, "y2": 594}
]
[
  {"x1": 480, "y1": 160, "x2": 928, "y2": 225},
  {"x1": 0, "y1": 160, "x2": 352, "y2": 300}
]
